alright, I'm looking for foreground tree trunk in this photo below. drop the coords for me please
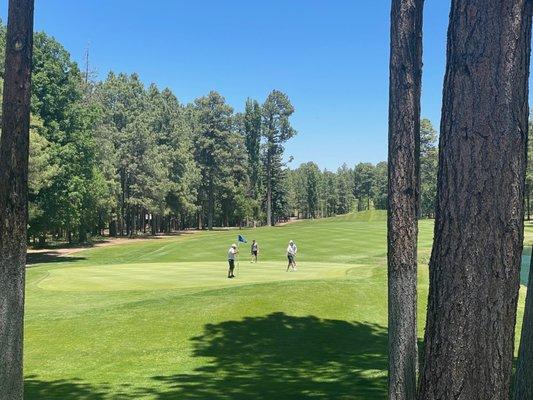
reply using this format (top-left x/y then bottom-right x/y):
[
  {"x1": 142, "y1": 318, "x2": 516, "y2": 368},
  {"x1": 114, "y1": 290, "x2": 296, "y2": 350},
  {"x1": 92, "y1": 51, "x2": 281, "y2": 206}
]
[
  {"x1": 418, "y1": 1, "x2": 532, "y2": 399},
  {"x1": 0, "y1": 0, "x2": 35, "y2": 398},
  {"x1": 514, "y1": 245, "x2": 533, "y2": 399},
  {"x1": 387, "y1": 1, "x2": 423, "y2": 399}
]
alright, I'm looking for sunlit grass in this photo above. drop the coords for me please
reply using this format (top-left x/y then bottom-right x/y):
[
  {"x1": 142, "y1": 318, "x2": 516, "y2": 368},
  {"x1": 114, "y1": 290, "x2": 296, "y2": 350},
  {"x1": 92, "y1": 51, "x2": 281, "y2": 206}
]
[{"x1": 24, "y1": 211, "x2": 527, "y2": 399}]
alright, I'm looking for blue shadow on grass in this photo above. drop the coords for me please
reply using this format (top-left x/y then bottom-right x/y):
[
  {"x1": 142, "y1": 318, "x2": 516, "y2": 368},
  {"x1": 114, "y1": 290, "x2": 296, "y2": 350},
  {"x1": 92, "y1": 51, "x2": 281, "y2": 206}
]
[
  {"x1": 25, "y1": 314, "x2": 388, "y2": 399},
  {"x1": 139, "y1": 313, "x2": 388, "y2": 399}
]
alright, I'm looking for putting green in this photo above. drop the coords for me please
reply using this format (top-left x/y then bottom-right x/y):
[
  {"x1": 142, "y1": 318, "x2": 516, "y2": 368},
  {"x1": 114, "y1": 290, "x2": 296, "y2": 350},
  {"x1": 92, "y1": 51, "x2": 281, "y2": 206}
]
[{"x1": 35, "y1": 262, "x2": 373, "y2": 292}]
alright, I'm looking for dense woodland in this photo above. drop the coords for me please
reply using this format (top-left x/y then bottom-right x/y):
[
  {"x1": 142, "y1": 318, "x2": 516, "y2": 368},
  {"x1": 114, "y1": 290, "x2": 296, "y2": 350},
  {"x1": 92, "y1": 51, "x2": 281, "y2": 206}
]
[{"x1": 0, "y1": 25, "x2": 443, "y2": 243}]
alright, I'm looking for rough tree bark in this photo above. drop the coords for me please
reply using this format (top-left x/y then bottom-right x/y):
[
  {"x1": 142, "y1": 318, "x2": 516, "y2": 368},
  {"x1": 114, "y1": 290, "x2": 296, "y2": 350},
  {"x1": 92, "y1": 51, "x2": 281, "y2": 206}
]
[
  {"x1": 387, "y1": 1, "x2": 423, "y2": 399},
  {"x1": 418, "y1": 1, "x2": 532, "y2": 399},
  {"x1": 514, "y1": 245, "x2": 533, "y2": 399},
  {"x1": 0, "y1": 0, "x2": 35, "y2": 399}
]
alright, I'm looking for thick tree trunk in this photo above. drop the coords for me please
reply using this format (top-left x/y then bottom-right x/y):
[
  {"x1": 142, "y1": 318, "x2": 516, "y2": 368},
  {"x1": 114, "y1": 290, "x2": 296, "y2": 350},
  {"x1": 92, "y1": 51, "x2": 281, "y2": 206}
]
[
  {"x1": 418, "y1": 2, "x2": 532, "y2": 399},
  {"x1": 387, "y1": 1, "x2": 423, "y2": 399},
  {"x1": 0, "y1": 1, "x2": 34, "y2": 398},
  {"x1": 514, "y1": 244, "x2": 533, "y2": 399}
]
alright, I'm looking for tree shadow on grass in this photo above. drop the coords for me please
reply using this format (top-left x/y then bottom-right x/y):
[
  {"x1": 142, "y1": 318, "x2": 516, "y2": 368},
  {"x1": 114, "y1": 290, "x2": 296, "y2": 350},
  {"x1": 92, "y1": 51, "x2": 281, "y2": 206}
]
[
  {"x1": 26, "y1": 252, "x2": 87, "y2": 265},
  {"x1": 24, "y1": 375, "x2": 132, "y2": 399},
  {"x1": 139, "y1": 312, "x2": 388, "y2": 399}
]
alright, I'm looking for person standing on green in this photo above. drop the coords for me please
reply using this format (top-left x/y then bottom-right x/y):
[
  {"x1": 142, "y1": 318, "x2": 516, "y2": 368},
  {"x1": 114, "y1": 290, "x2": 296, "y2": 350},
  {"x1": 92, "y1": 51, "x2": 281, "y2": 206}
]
[
  {"x1": 227, "y1": 244, "x2": 238, "y2": 278},
  {"x1": 251, "y1": 239, "x2": 259, "y2": 263},
  {"x1": 286, "y1": 240, "x2": 298, "y2": 272}
]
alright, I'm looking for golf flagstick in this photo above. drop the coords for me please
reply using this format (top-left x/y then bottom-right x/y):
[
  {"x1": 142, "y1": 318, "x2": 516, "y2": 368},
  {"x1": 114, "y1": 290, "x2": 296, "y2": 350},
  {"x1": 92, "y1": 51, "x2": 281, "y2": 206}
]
[
  {"x1": 236, "y1": 234, "x2": 246, "y2": 277},
  {"x1": 236, "y1": 241, "x2": 240, "y2": 276}
]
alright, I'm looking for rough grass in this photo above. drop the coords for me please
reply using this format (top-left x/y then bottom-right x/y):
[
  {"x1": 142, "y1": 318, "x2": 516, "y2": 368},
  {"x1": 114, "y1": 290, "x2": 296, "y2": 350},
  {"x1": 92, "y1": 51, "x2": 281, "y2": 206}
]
[{"x1": 24, "y1": 211, "x2": 528, "y2": 399}]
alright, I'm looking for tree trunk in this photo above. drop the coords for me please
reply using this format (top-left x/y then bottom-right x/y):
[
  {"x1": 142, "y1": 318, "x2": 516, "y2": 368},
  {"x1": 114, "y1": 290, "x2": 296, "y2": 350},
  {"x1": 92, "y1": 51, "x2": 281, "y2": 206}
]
[
  {"x1": 387, "y1": 1, "x2": 423, "y2": 399},
  {"x1": 0, "y1": 1, "x2": 34, "y2": 398},
  {"x1": 78, "y1": 224, "x2": 87, "y2": 243},
  {"x1": 418, "y1": 2, "x2": 532, "y2": 399},
  {"x1": 514, "y1": 244, "x2": 533, "y2": 399},
  {"x1": 120, "y1": 172, "x2": 125, "y2": 236},
  {"x1": 109, "y1": 218, "x2": 117, "y2": 237},
  {"x1": 198, "y1": 210, "x2": 203, "y2": 230},
  {"x1": 208, "y1": 177, "x2": 214, "y2": 230},
  {"x1": 130, "y1": 207, "x2": 136, "y2": 238}
]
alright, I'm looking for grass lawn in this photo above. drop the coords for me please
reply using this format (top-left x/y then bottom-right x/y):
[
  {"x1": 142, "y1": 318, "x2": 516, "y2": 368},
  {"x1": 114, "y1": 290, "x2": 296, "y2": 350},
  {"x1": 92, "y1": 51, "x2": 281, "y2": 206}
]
[{"x1": 24, "y1": 211, "x2": 529, "y2": 399}]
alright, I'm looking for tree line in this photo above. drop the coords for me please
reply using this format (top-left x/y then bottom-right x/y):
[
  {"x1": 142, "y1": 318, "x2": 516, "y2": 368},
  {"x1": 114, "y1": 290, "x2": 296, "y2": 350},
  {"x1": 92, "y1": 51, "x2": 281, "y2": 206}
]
[{"x1": 0, "y1": 22, "x2": 442, "y2": 244}]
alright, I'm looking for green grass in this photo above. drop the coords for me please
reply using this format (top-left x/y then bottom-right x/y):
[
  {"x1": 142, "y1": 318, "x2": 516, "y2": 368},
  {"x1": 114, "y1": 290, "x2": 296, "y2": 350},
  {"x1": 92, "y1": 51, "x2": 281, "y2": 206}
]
[{"x1": 24, "y1": 211, "x2": 527, "y2": 399}]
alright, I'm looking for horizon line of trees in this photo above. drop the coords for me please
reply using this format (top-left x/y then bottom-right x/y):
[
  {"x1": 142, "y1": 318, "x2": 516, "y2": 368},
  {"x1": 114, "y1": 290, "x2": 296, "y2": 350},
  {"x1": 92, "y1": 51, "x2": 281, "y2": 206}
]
[
  {"x1": 0, "y1": 23, "x2": 443, "y2": 245},
  {"x1": 14, "y1": 23, "x2": 533, "y2": 249}
]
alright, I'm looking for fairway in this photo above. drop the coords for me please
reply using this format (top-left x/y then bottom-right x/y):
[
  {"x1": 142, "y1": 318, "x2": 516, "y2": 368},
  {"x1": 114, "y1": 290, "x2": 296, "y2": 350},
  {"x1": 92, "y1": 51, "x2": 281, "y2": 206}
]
[{"x1": 24, "y1": 211, "x2": 528, "y2": 399}]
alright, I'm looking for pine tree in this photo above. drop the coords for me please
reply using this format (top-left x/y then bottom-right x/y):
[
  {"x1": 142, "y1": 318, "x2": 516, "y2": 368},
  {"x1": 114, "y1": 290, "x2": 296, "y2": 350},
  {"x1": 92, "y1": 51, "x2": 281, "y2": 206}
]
[
  {"x1": 262, "y1": 90, "x2": 296, "y2": 225},
  {"x1": 419, "y1": 118, "x2": 438, "y2": 218},
  {"x1": 0, "y1": 1, "x2": 34, "y2": 398},
  {"x1": 387, "y1": 1, "x2": 423, "y2": 398},
  {"x1": 193, "y1": 91, "x2": 234, "y2": 230},
  {"x1": 244, "y1": 98, "x2": 262, "y2": 199},
  {"x1": 418, "y1": 1, "x2": 532, "y2": 397}
]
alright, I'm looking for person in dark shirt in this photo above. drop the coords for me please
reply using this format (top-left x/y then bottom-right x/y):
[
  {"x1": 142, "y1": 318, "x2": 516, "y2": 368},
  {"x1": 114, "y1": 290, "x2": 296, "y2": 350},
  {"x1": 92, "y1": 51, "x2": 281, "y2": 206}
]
[{"x1": 251, "y1": 239, "x2": 259, "y2": 263}]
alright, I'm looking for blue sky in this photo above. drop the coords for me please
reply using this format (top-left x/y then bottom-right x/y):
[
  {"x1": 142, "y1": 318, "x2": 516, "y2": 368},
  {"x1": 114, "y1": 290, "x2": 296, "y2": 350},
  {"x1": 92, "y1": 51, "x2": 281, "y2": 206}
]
[{"x1": 1, "y1": 1, "x2": 457, "y2": 169}]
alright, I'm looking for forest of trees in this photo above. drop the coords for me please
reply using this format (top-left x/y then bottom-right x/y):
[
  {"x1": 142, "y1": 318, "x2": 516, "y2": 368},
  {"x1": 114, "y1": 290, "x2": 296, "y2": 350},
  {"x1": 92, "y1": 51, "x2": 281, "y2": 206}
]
[{"x1": 0, "y1": 22, "x2": 442, "y2": 244}]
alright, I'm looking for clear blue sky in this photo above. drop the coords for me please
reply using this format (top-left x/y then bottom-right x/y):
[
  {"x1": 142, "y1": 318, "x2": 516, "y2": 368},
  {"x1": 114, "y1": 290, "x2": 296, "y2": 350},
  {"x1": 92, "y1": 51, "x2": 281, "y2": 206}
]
[{"x1": 0, "y1": 1, "x2": 489, "y2": 169}]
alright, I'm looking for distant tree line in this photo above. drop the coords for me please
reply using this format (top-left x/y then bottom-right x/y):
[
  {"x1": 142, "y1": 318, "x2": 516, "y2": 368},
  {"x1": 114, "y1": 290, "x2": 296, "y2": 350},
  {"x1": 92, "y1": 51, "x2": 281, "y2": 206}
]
[{"x1": 0, "y1": 25, "x2": 440, "y2": 244}]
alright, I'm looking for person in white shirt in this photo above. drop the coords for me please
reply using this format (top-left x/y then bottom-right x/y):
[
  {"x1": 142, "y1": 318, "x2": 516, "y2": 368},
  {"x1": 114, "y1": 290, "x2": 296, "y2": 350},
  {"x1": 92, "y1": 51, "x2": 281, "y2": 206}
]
[
  {"x1": 227, "y1": 244, "x2": 238, "y2": 278},
  {"x1": 286, "y1": 240, "x2": 298, "y2": 272}
]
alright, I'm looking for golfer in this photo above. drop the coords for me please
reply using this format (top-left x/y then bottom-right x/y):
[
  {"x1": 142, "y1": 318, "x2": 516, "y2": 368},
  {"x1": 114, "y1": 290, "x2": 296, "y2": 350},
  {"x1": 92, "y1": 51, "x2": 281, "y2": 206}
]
[
  {"x1": 251, "y1": 239, "x2": 259, "y2": 263},
  {"x1": 227, "y1": 243, "x2": 238, "y2": 278},
  {"x1": 286, "y1": 240, "x2": 298, "y2": 272}
]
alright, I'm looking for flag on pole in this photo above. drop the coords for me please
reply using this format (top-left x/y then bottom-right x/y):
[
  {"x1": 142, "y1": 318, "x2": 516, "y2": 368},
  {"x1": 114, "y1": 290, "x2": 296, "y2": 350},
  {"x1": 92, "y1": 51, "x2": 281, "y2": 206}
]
[{"x1": 238, "y1": 234, "x2": 247, "y2": 244}]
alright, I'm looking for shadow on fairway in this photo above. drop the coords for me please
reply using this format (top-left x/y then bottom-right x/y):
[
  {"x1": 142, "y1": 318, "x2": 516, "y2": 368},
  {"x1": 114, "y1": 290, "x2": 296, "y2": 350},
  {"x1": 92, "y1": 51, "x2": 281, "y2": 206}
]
[{"x1": 139, "y1": 312, "x2": 388, "y2": 399}]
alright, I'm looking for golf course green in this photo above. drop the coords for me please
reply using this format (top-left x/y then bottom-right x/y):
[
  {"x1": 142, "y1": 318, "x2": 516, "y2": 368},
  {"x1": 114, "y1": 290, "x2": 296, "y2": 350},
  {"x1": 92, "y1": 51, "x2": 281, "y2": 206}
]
[{"x1": 24, "y1": 211, "x2": 530, "y2": 399}]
